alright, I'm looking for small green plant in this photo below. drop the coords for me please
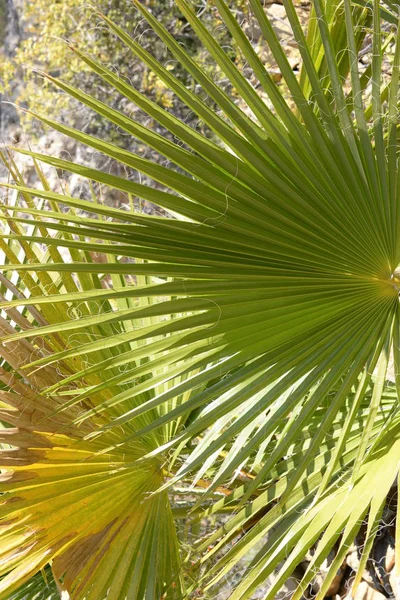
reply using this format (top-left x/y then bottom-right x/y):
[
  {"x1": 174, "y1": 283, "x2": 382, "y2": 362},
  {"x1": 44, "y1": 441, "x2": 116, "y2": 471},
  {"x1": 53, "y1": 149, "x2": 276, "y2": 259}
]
[{"x1": 0, "y1": 1, "x2": 400, "y2": 598}]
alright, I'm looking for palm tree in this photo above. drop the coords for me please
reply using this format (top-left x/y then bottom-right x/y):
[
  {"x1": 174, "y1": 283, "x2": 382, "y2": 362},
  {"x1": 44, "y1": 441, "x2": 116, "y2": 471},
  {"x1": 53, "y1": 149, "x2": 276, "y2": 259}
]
[{"x1": 0, "y1": 0, "x2": 399, "y2": 598}]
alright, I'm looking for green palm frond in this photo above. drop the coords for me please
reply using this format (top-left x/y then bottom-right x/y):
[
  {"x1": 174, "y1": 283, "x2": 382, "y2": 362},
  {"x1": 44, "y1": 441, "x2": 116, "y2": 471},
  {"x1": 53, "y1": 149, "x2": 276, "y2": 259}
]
[
  {"x1": 4, "y1": 567, "x2": 59, "y2": 600},
  {"x1": 0, "y1": 0, "x2": 400, "y2": 598}
]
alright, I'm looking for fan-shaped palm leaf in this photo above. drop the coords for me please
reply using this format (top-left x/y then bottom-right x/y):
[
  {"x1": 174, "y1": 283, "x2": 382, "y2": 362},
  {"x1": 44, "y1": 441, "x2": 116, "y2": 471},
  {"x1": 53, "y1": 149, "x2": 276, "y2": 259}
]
[{"x1": 1, "y1": 0, "x2": 400, "y2": 598}]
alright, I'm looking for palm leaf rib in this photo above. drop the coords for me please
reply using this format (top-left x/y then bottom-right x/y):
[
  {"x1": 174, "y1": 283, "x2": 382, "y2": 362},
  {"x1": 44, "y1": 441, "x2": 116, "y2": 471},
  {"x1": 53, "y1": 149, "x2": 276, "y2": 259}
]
[{"x1": 0, "y1": 1, "x2": 399, "y2": 599}]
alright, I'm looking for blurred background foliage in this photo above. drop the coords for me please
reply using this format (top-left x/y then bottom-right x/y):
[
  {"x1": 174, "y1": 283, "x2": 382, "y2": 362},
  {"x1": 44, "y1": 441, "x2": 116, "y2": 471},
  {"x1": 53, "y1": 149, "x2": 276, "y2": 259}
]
[
  {"x1": 0, "y1": 0, "x2": 248, "y2": 140},
  {"x1": 0, "y1": 1, "x2": 6, "y2": 47}
]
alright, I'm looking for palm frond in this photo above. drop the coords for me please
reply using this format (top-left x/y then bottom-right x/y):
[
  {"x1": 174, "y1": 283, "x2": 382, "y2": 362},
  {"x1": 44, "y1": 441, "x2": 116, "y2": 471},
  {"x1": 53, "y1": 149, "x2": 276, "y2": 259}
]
[{"x1": 0, "y1": 1, "x2": 399, "y2": 598}]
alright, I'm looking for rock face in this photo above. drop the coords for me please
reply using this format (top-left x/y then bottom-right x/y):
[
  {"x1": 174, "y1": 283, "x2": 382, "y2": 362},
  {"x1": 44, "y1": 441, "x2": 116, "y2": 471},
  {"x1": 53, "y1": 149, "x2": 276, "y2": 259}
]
[
  {"x1": 3, "y1": 0, "x2": 22, "y2": 56},
  {"x1": 291, "y1": 499, "x2": 398, "y2": 600},
  {"x1": 1, "y1": 0, "x2": 23, "y2": 138},
  {"x1": 343, "y1": 580, "x2": 388, "y2": 600}
]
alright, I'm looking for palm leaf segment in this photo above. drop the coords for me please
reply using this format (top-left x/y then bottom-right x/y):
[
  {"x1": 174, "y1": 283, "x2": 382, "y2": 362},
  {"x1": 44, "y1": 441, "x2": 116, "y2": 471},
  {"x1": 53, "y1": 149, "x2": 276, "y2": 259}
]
[{"x1": 0, "y1": 0, "x2": 400, "y2": 598}]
